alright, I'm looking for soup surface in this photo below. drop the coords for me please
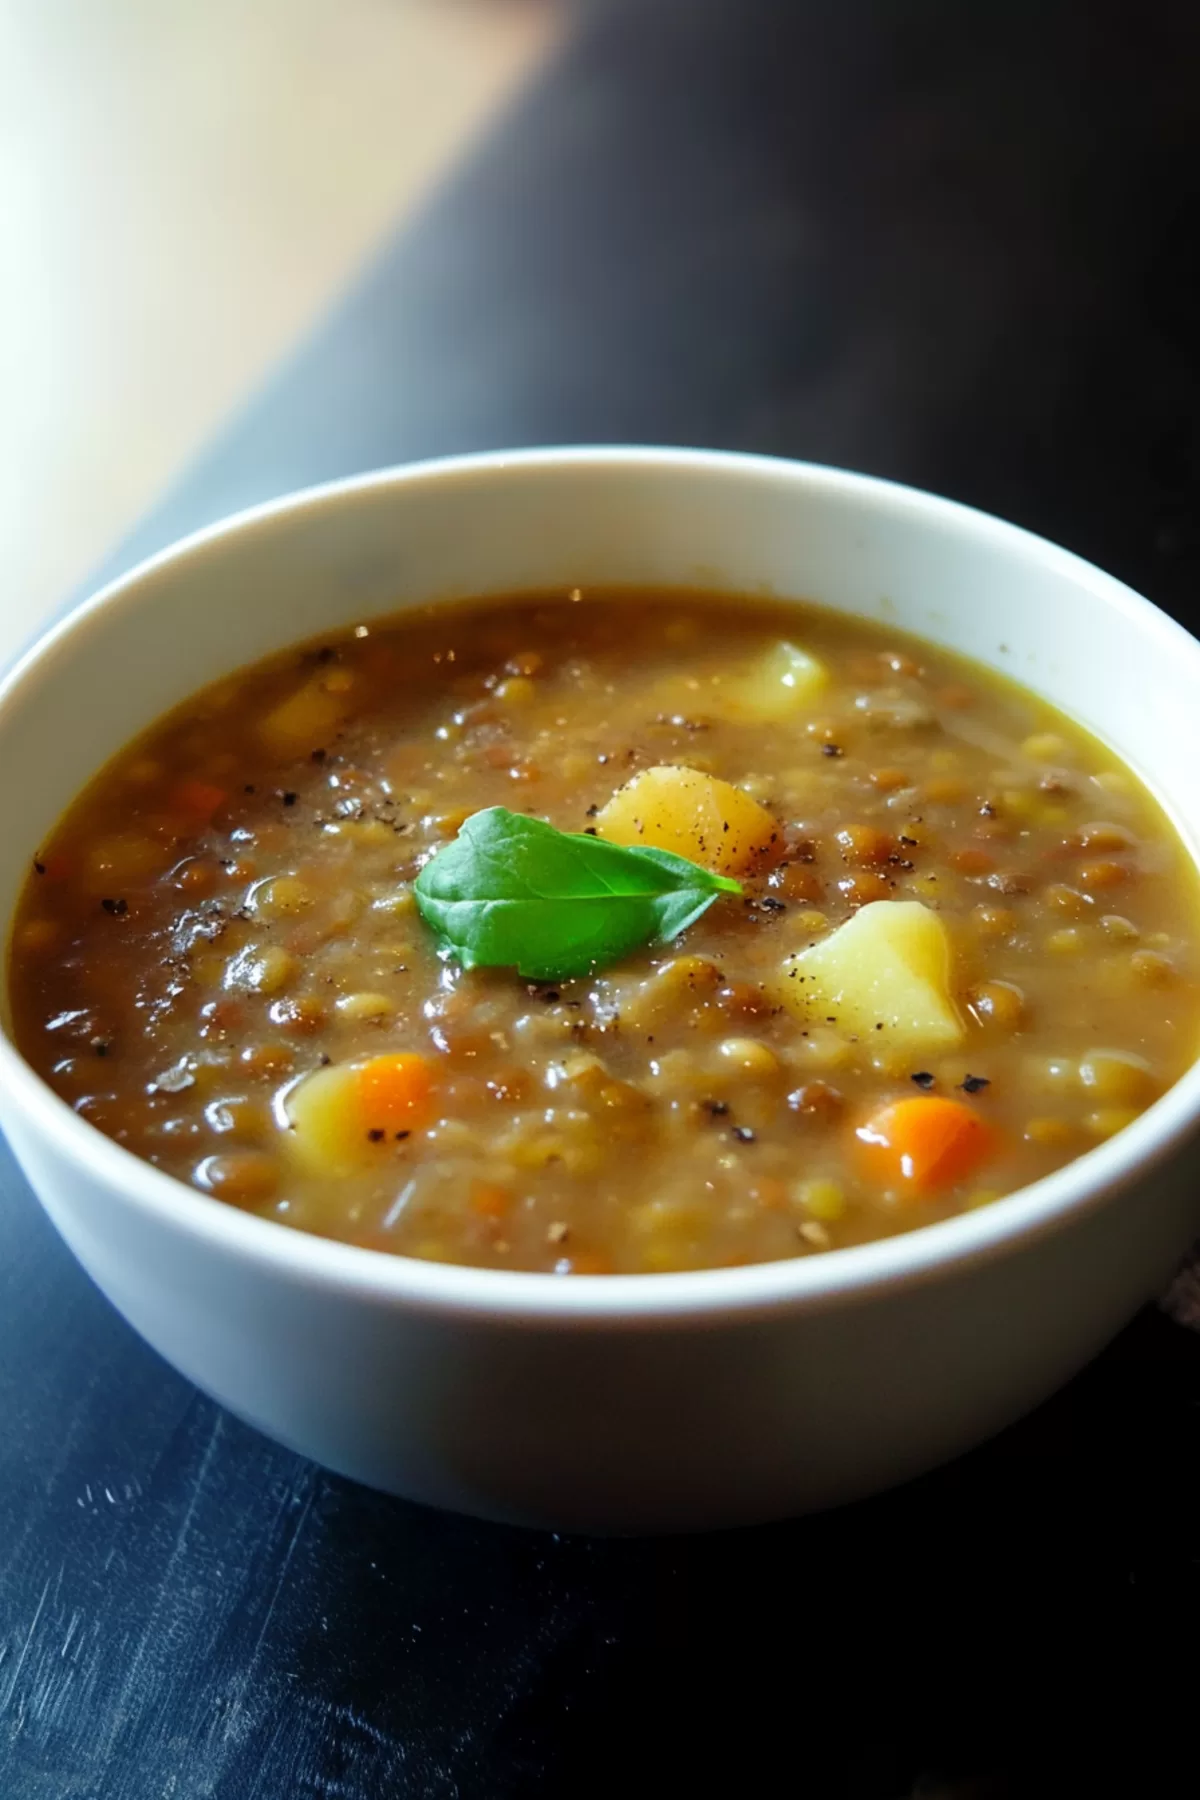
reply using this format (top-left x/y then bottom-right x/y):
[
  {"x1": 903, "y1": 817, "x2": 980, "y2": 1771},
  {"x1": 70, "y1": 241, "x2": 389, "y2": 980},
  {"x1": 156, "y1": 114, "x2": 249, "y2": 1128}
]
[{"x1": 9, "y1": 591, "x2": 1200, "y2": 1274}]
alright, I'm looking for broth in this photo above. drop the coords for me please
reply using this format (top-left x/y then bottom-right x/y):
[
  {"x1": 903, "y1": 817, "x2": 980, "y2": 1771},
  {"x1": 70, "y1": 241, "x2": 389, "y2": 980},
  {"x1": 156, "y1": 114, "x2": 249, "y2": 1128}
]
[{"x1": 10, "y1": 590, "x2": 1200, "y2": 1273}]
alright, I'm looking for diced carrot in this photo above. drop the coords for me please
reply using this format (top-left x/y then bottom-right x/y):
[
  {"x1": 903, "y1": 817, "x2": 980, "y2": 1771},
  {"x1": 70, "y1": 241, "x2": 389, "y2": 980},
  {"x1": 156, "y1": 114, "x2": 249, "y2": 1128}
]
[
  {"x1": 170, "y1": 778, "x2": 227, "y2": 825},
  {"x1": 470, "y1": 1182, "x2": 511, "y2": 1220},
  {"x1": 356, "y1": 1053, "x2": 435, "y2": 1132},
  {"x1": 855, "y1": 1095, "x2": 993, "y2": 1194}
]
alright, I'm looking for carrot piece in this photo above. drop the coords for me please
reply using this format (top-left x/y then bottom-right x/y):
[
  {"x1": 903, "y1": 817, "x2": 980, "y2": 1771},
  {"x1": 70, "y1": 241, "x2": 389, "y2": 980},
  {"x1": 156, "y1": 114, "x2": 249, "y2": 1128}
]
[
  {"x1": 470, "y1": 1182, "x2": 511, "y2": 1220},
  {"x1": 855, "y1": 1095, "x2": 993, "y2": 1194},
  {"x1": 170, "y1": 778, "x2": 227, "y2": 825},
  {"x1": 356, "y1": 1053, "x2": 435, "y2": 1132}
]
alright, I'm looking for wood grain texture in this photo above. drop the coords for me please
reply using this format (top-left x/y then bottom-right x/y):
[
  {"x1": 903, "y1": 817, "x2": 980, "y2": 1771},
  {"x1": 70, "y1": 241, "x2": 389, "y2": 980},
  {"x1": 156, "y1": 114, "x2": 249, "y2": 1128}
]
[{"x1": 3, "y1": 0, "x2": 1200, "y2": 1793}]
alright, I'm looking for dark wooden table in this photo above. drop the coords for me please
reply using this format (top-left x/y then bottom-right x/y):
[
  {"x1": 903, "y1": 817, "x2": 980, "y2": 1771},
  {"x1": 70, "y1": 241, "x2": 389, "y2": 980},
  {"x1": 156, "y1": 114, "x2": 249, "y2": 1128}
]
[{"x1": 4, "y1": 3, "x2": 1200, "y2": 1793}]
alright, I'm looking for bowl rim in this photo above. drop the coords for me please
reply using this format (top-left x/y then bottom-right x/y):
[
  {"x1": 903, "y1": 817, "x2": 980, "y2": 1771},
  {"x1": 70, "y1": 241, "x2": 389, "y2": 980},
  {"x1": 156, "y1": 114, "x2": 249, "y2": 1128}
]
[{"x1": 3, "y1": 443, "x2": 1200, "y2": 1329}]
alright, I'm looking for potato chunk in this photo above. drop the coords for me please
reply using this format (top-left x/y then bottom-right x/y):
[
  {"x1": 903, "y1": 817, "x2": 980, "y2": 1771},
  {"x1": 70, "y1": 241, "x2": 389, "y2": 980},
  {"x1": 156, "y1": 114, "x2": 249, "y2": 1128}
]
[
  {"x1": 594, "y1": 764, "x2": 779, "y2": 876},
  {"x1": 285, "y1": 1053, "x2": 435, "y2": 1178},
  {"x1": 719, "y1": 641, "x2": 828, "y2": 723},
  {"x1": 773, "y1": 900, "x2": 963, "y2": 1056}
]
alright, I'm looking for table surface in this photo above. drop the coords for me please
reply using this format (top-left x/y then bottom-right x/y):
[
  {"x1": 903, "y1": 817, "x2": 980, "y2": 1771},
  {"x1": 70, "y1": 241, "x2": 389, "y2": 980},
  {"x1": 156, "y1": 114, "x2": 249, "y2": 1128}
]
[{"x1": 4, "y1": 2, "x2": 1200, "y2": 1793}]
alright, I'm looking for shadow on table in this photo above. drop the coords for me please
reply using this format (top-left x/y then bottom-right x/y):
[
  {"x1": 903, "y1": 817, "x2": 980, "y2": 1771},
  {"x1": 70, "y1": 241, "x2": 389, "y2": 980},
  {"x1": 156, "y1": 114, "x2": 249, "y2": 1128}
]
[{"x1": 266, "y1": 1308, "x2": 1200, "y2": 1799}]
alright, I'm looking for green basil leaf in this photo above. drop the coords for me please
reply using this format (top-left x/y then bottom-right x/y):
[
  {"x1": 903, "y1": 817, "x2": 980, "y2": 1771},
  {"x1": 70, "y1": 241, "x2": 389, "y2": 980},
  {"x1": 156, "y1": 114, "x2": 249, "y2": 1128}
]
[{"x1": 413, "y1": 806, "x2": 741, "y2": 980}]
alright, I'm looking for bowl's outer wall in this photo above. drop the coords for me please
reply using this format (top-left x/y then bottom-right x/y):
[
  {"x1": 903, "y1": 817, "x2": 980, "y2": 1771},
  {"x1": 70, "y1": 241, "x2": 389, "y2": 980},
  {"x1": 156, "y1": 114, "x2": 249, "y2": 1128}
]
[
  {"x1": 4, "y1": 1101, "x2": 1197, "y2": 1532},
  {"x1": 3, "y1": 454, "x2": 1200, "y2": 1529}
]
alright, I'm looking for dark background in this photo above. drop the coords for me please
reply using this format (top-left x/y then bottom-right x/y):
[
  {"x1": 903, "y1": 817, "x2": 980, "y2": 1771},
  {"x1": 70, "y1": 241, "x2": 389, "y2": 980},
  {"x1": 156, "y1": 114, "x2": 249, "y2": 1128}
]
[{"x1": 3, "y1": 1, "x2": 1200, "y2": 1793}]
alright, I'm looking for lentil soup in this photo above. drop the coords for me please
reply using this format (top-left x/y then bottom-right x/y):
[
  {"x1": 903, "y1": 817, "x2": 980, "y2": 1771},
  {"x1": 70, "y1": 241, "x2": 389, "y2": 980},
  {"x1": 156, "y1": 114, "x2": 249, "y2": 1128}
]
[{"x1": 9, "y1": 592, "x2": 1200, "y2": 1274}]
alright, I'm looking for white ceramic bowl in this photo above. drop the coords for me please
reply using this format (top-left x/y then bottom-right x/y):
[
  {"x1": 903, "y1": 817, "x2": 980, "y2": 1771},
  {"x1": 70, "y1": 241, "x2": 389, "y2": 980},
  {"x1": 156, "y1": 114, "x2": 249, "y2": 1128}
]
[{"x1": 2, "y1": 449, "x2": 1199, "y2": 1533}]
